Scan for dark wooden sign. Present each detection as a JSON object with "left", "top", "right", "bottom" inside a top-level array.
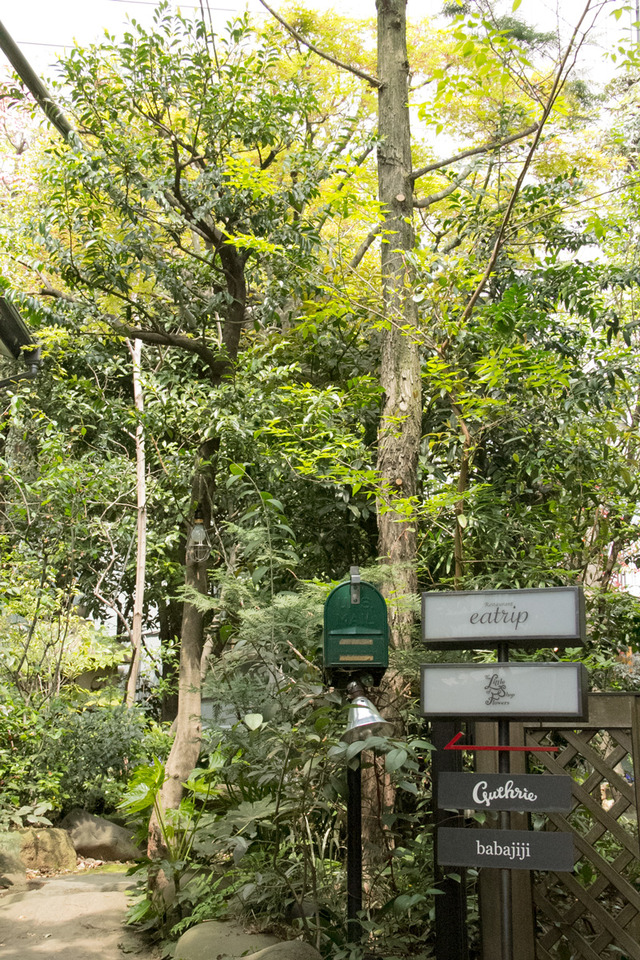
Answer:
[
  {"left": 438, "top": 772, "right": 573, "bottom": 812},
  {"left": 438, "top": 827, "right": 574, "bottom": 872}
]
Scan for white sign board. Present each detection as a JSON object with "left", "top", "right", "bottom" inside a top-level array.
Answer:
[
  {"left": 421, "top": 662, "right": 588, "bottom": 719},
  {"left": 422, "top": 587, "right": 585, "bottom": 649}
]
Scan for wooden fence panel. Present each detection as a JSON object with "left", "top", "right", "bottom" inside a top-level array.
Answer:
[{"left": 522, "top": 693, "right": 640, "bottom": 960}]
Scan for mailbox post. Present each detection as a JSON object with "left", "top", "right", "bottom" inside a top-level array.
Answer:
[{"left": 323, "top": 568, "right": 391, "bottom": 942}]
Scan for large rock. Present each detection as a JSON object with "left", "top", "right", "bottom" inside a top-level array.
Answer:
[
  {"left": 0, "top": 830, "right": 26, "bottom": 883},
  {"left": 59, "top": 809, "right": 140, "bottom": 862},
  {"left": 174, "top": 920, "right": 280, "bottom": 960},
  {"left": 19, "top": 827, "right": 77, "bottom": 872},
  {"left": 0, "top": 827, "right": 76, "bottom": 878}
]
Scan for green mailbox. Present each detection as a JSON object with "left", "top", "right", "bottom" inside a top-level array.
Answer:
[{"left": 323, "top": 567, "right": 389, "bottom": 687}]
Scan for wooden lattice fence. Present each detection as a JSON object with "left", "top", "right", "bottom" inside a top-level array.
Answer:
[
  {"left": 525, "top": 693, "right": 640, "bottom": 960},
  {"left": 476, "top": 694, "right": 640, "bottom": 960}
]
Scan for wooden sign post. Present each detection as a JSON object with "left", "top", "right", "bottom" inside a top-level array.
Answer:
[{"left": 422, "top": 587, "right": 586, "bottom": 960}]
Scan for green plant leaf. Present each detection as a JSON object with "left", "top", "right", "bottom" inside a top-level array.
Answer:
[{"left": 385, "top": 748, "right": 408, "bottom": 773}]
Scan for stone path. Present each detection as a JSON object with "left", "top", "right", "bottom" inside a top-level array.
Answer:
[{"left": 0, "top": 871, "right": 160, "bottom": 959}]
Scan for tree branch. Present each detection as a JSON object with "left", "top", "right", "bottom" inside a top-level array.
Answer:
[
  {"left": 411, "top": 122, "right": 540, "bottom": 184},
  {"left": 460, "top": 1, "right": 594, "bottom": 323},
  {"left": 161, "top": 190, "right": 226, "bottom": 248},
  {"left": 258, "top": 0, "right": 383, "bottom": 89},
  {"left": 38, "top": 285, "right": 231, "bottom": 382},
  {"left": 110, "top": 319, "right": 226, "bottom": 378},
  {"left": 413, "top": 163, "right": 477, "bottom": 209},
  {"left": 0, "top": 19, "right": 75, "bottom": 142},
  {"left": 350, "top": 223, "right": 382, "bottom": 270},
  {"left": 94, "top": 587, "right": 133, "bottom": 646}
]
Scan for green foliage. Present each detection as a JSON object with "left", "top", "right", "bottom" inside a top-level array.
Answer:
[
  {"left": 0, "top": 683, "right": 164, "bottom": 817},
  {"left": 8, "top": 5, "right": 364, "bottom": 346},
  {"left": 0, "top": 800, "right": 53, "bottom": 831},
  {"left": 116, "top": 573, "right": 441, "bottom": 955},
  {"left": 43, "top": 705, "right": 154, "bottom": 812},
  {"left": 0, "top": 598, "right": 126, "bottom": 703},
  {"left": 0, "top": 686, "right": 65, "bottom": 814},
  {"left": 4, "top": 5, "right": 640, "bottom": 958}
]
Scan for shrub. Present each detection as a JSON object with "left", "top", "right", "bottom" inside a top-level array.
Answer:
[{"left": 0, "top": 688, "right": 168, "bottom": 819}]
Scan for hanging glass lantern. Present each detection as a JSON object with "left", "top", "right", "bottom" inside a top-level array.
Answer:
[{"left": 186, "top": 518, "right": 211, "bottom": 563}]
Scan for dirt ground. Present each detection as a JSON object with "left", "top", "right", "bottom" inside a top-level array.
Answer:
[{"left": 0, "top": 868, "right": 160, "bottom": 960}]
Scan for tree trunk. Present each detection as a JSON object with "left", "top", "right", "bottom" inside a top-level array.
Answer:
[
  {"left": 454, "top": 419, "right": 473, "bottom": 587},
  {"left": 376, "top": 0, "right": 421, "bottom": 651},
  {"left": 147, "top": 440, "right": 217, "bottom": 861},
  {"left": 158, "top": 597, "right": 180, "bottom": 723},
  {"left": 152, "top": 560, "right": 206, "bottom": 816},
  {"left": 145, "top": 227, "right": 244, "bottom": 870},
  {"left": 358, "top": 0, "right": 422, "bottom": 877},
  {"left": 125, "top": 338, "right": 146, "bottom": 707}
]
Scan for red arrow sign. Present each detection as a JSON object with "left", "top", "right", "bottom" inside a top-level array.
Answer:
[{"left": 444, "top": 731, "right": 559, "bottom": 753}]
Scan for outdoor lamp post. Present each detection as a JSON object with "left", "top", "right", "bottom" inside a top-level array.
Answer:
[
  {"left": 341, "top": 680, "right": 393, "bottom": 941},
  {"left": 322, "top": 568, "right": 392, "bottom": 942},
  {"left": 0, "top": 296, "right": 40, "bottom": 389}
]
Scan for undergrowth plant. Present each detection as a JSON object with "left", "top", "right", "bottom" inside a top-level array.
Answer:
[
  {"left": 119, "top": 571, "right": 442, "bottom": 958},
  {"left": 0, "top": 683, "right": 167, "bottom": 818}
]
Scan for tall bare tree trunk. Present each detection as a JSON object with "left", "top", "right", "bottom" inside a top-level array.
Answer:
[
  {"left": 155, "top": 559, "right": 206, "bottom": 809},
  {"left": 376, "top": 0, "right": 421, "bottom": 652},
  {"left": 147, "top": 442, "right": 216, "bottom": 862},
  {"left": 361, "top": 0, "right": 422, "bottom": 867},
  {"left": 146, "top": 551, "right": 206, "bottom": 885},
  {"left": 125, "top": 338, "right": 146, "bottom": 707}
]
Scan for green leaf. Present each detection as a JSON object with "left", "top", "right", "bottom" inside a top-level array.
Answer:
[
  {"left": 251, "top": 565, "right": 269, "bottom": 584},
  {"left": 345, "top": 739, "right": 369, "bottom": 761},
  {"left": 408, "top": 739, "right": 435, "bottom": 751},
  {"left": 385, "top": 748, "right": 408, "bottom": 772},
  {"left": 397, "top": 780, "right": 418, "bottom": 794},
  {"left": 394, "top": 893, "right": 426, "bottom": 912},
  {"left": 118, "top": 781, "right": 156, "bottom": 813},
  {"left": 243, "top": 713, "right": 264, "bottom": 731},
  {"left": 126, "top": 899, "right": 153, "bottom": 924}
]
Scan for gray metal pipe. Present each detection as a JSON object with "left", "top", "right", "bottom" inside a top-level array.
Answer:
[{"left": 0, "top": 19, "right": 75, "bottom": 141}]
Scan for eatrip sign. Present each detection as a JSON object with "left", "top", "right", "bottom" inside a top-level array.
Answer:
[{"left": 422, "top": 586, "right": 585, "bottom": 650}]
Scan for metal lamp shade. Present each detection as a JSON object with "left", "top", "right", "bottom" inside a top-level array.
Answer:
[{"left": 341, "top": 696, "right": 394, "bottom": 743}]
